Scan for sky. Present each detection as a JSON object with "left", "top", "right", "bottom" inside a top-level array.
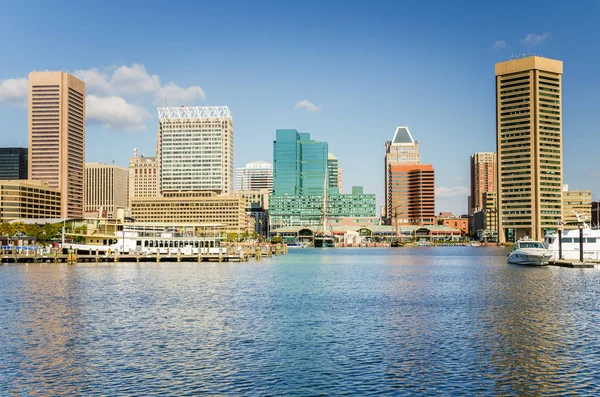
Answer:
[{"left": 1, "top": 0, "right": 599, "bottom": 214}]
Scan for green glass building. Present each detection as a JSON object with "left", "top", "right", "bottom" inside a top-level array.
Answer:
[{"left": 271, "top": 130, "right": 375, "bottom": 229}]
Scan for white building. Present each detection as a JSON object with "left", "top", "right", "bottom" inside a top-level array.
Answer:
[
  {"left": 157, "top": 106, "right": 233, "bottom": 194},
  {"left": 235, "top": 161, "right": 273, "bottom": 192}
]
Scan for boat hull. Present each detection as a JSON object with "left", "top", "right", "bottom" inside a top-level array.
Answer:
[
  {"left": 507, "top": 248, "right": 552, "bottom": 266},
  {"left": 314, "top": 237, "right": 335, "bottom": 248}
]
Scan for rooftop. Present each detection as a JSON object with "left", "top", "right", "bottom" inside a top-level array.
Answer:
[
  {"left": 157, "top": 106, "right": 232, "bottom": 121},
  {"left": 391, "top": 126, "right": 415, "bottom": 145}
]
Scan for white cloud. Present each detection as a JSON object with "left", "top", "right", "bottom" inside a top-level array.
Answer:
[
  {"left": 295, "top": 100, "right": 321, "bottom": 112},
  {"left": 522, "top": 32, "right": 550, "bottom": 46},
  {"left": 0, "top": 78, "right": 28, "bottom": 106},
  {"left": 73, "top": 68, "right": 111, "bottom": 94},
  {"left": 86, "top": 95, "right": 150, "bottom": 132},
  {"left": 110, "top": 64, "right": 161, "bottom": 96},
  {"left": 1, "top": 63, "right": 207, "bottom": 131},
  {"left": 435, "top": 186, "right": 470, "bottom": 198},
  {"left": 493, "top": 40, "right": 507, "bottom": 49},
  {"left": 156, "top": 82, "right": 206, "bottom": 106}
]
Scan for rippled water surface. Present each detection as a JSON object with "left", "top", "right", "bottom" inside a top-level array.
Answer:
[{"left": 1, "top": 247, "right": 600, "bottom": 395}]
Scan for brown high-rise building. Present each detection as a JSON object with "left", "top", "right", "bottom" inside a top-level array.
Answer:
[
  {"left": 28, "top": 71, "right": 85, "bottom": 218},
  {"left": 495, "top": 56, "right": 563, "bottom": 242},
  {"left": 384, "top": 126, "right": 420, "bottom": 219},
  {"left": 388, "top": 164, "right": 435, "bottom": 226},
  {"left": 469, "top": 152, "right": 496, "bottom": 215}
]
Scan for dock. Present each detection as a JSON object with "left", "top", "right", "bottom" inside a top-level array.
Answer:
[
  {"left": 548, "top": 260, "right": 597, "bottom": 269},
  {"left": 1, "top": 244, "right": 288, "bottom": 265}
]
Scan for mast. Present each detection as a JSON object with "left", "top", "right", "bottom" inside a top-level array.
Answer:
[{"left": 323, "top": 169, "right": 328, "bottom": 231}]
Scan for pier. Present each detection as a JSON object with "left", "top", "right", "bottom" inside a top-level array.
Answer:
[
  {"left": 1, "top": 244, "right": 288, "bottom": 265},
  {"left": 548, "top": 260, "right": 597, "bottom": 268}
]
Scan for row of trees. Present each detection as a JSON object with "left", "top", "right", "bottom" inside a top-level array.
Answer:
[{"left": 0, "top": 222, "right": 87, "bottom": 244}]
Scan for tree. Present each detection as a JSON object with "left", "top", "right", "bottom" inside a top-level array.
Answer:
[
  {"left": 270, "top": 236, "right": 282, "bottom": 244},
  {"left": 0, "top": 222, "right": 14, "bottom": 237}
]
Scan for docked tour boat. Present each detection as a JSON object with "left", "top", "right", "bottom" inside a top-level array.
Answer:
[
  {"left": 507, "top": 238, "right": 552, "bottom": 266},
  {"left": 62, "top": 222, "right": 226, "bottom": 255}
]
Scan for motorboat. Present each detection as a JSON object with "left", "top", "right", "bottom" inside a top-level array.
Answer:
[{"left": 507, "top": 238, "right": 552, "bottom": 266}]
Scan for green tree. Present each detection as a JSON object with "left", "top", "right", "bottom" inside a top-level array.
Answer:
[
  {"left": 0, "top": 222, "right": 14, "bottom": 237},
  {"left": 270, "top": 236, "right": 282, "bottom": 244}
]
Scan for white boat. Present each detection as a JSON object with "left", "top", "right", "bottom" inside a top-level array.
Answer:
[
  {"left": 62, "top": 222, "right": 226, "bottom": 256},
  {"left": 544, "top": 212, "right": 600, "bottom": 261},
  {"left": 507, "top": 238, "right": 552, "bottom": 266}
]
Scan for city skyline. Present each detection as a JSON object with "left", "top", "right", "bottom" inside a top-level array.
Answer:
[{"left": 1, "top": 1, "right": 600, "bottom": 214}]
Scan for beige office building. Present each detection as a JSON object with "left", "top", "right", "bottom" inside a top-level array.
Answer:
[
  {"left": 470, "top": 152, "right": 496, "bottom": 215},
  {"left": 157, "top": 106, "right": 233, "bottom": 195},
  {"left": 130, "top": 191, "right": 245, "bottom": 232},
  {"left": 0, "top": 180, "right": 61, "bottom": 222},
  {"left": 28, "top": 71, "right": 85, "bottom": 218},
  {"left": 84, "top": 163, "right": 128, "bottom": 219},
  {"left": 128, "top": 150, "right": 159, "bottom": 208},
  {"left": 496, "top": 56, "right": 563, "bottom": 242},
  {"left": 562, "top": 186, "right": 591, "bottom": 229}
]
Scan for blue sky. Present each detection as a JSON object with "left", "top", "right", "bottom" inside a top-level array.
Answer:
[{"left": 1, "top": 0, "right": 599, "bottom": 214}]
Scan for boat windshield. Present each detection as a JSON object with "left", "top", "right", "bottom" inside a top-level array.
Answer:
[{"left": 518, "top": 241, "right": 544, "bottom": 249}]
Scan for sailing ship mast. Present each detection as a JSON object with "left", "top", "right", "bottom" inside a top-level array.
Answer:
[{"left": 322, "top": 169, "right": 328, "bottom": 233}]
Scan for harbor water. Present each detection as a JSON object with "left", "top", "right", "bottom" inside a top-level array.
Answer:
[{"left": 1, "top": 247, "right": 599, "bottom": 395}]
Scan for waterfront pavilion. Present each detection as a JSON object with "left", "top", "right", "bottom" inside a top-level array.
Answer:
[{"left": 272, "top": 224, "right": 461, "bottom": 244}]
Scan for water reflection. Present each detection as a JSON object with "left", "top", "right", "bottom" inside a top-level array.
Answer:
[{"left": 1, "top": 249, "right": 599, "bottom": 395}]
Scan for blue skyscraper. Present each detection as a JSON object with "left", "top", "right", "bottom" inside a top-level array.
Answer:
[{"left": 273, "top": 129, "right": 334, "bottom": 195}]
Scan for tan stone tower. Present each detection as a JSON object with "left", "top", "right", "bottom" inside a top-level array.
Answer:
[
  {"left": 495, "top": 56, "right": 563, "bottom": 242},
  {"left": 28, "top": 71, "right": 85, "bottom": 218}
]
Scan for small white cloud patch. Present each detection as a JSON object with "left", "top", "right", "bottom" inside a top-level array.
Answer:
[{"left": 295, "top": 100, "right": 321, "bottom": 112}]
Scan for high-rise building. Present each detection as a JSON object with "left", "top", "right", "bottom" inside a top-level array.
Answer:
[
  {"left": 388, "top": 164, "right": 435, "bottom": 226},
  {"left": 84, "top": 163, "right": 128, "bottom": 219},
  {"left": 562, "top": 186, "right": 591, "bottom": 229},
  {"left": 235, "top": 161, "right": 273, "bottom": 192},
  {"left": 470, "top": 152, "right": 496, "bottom": 215},
  {"left": 28, "top": 71, "right": 85, "bottom": 218},
  {"left": 495, "top": 56, "right": 563, "bottom": 242},
  {"left": 128, "top": 150, "right": 158, "bottom": 207},
  {"left": 385, "top": 126, "right": 420, "bottom": 220},
  {"left": 270, "top": 130, "right": 375, "bottom": 229},
  {"left": 0, "top": 179, "right": 61, "bottom": 221},
  {"left": 0, "top": 147, "right": 28, "bottom": 180},
  {"left": 273, "top": 129, "right": 333, "bottom": 195},
  {"left": 157, "top": 106, "right": 233, "bottom": 194},
  {"left": 327, "top": 153, "right": 340, "bottom": 194},
  {"left": 337, "top": 167, "right": 343, "bottom": 194}
]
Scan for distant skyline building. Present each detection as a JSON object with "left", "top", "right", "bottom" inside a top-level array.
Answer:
[
  {"left": 157, "top": 106, "right": 233, "bottom": 194},
  {"left": 235, "top": 161, "right": 273, "bottom": 192},
  {"left": 384, "top": 126, "right": 420, "bottom": 218},
  {"left": 128, "top": 150, "right": 158, "bottom": 208},
  {"left": 28, "top": 71, "right": 85, "bottom": 218},
  {"left": 84, "top": 162, "right": 128, "bottom": 219},
  {"left": 470, "top": 152, "right": 496, "bottom": 215},
  {"left": 495, "top": 56, "right": 563, "bottom": 242},
  {"left": 337, "top": 167, "right": 343, "bottom": 194},
  {"left": 130, "top": 191, "right": 245, "bottom": 232},
  {"left": 270, "top": 130, "right": 375, "bottom": 230},
  {"left": 272, "top": 129, "right": 336, "bottom": 196},
  {"left": 0, "top": 147, "right": 28, "bottom": 180},
  {"left": 327, "top": 153, "right": 339, "bottom": 194},
  {"left": 562, "top": 185, "right": 591, "bottom": 229},
  {"left": 388, "top": 164, "right": 435, "bottom": 226},
  {"left": 0, "top": 179, "right": 61, "bottom": 222}
]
